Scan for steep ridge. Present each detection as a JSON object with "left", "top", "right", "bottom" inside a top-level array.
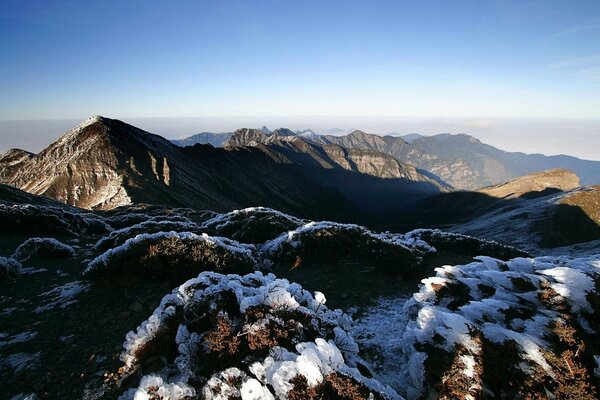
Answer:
[{"left": 0, "top": 116, "right": 222, "bottom": 210}]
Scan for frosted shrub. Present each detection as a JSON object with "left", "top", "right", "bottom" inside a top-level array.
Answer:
[
  {"left": 114, "top": 271, "right": 399, "bottom": 399},
  {"left": 84, "top": 232, "right": 257, "bottom": 283}
]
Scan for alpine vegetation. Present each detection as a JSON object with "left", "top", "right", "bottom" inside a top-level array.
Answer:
[{"left": 113, "top": 271, "right": 399, "bottom": 400}]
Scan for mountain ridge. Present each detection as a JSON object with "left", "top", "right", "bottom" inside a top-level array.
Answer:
[{"left": 174, "top": 127, "right": 600, "bottom": 189}]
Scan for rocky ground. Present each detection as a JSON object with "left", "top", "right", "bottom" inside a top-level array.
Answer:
[{"left": 1, "top": 201, "right": 598, "bottom": 399}]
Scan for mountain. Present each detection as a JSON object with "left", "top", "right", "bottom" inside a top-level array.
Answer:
[
  {"left": 478, "top": 168, "right": 580, "bottom": 199},
  {"left": 171, "top": 131, "right": 233, "bottom": 147},
  {"left": 224, "top": 128, "right": 447, "bottom": 186},
  {"left": 305, "top": 130, "right": 600, "bottom": 190},
  {"left": 172, "top": 128, "right": 600, "bottom": 190},
  {"left": 405, "top": 133, "right": 600, "bottom": 189},
  {"left": 0, "top": 117, "right": 445, "bottom": 226},
  {"left": 451, "top": 184, "right": 600, "bottom": 253}
]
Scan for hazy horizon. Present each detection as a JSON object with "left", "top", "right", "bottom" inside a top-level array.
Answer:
[{"left": 1, "top": 115, "right": 599, "bottom": 161}]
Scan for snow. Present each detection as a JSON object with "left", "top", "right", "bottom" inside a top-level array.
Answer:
[
  {"left": 10, "top": 394, "right": 37, "bottom": 400},
  {"left": 539, "top": 266, "right": 594, "bottom": 312},
  {"left": 35, "top": 281, "right": 91, "bottom": 313},
  {"left": 201, "top": 206, "right": 305, "bottom": 231},
  {"left": 353, "top": 254, "right": 600, "bottom": 398},
  {"left": 260, "top": 220, "right": 425, "bottom": 256},
  {"left": 118, "top": 271, "right": 401, "bottom": 399},
  {"left": 118, "top": 374, "right": 196, "bottom": 400},
  {"left": 0, "top": 256, "right": 21, "bottom": 278},
  {"left": 85, "top": 231, "right": 256, "bottom": 277},
  {"left": 12, "top": 237, "right": 75, "bottom": 262}
]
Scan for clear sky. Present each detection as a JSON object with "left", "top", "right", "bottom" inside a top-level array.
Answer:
[{"left": 1, "top": 0, "right": 600, "bottom": 120}]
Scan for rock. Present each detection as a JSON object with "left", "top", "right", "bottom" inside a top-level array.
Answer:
[{"left": 128, "top": 302, "right": 143, "bottom": 313}]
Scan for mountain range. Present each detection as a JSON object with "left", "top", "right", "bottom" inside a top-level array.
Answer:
[
  {"left": 173, "top": 127, "right": 600, "bottom": 189},
  {"left": 0, "top": 116, "right": 443, "bottom": 225},
  {"left": 1, "top": 116, "right": 599, "bottom": 252}
]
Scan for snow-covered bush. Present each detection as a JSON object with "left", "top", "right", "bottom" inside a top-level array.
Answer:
[
  {"left": 0, "top": 256, "right": 21, "bottom": 281},
  {"left": 404, "top": 229, "right": 530, "bottom": 260},
  {"left": 114, "top": 271, "right": 399, "bottom": 399},
  {"left": 260, "top": 221, "right": 424, "bottom": 273},
  {"left": 389, "top": 255, "right": 600, "bottom": 399},
  {"left": 92, "top": 218, "right": 203, "bottom": 252},
  {"left": 0, "top": 203, "right": 111, "bottom": 236},
  {"left": 12, "top": 238, "right": 75, "bottom": 262},
  {"left": 201, "top": 207, "right": 306, "bottom": 244},
  {"left": 84, "top": 232, "right": 257, "bottom": 283},
  {"left": 103, "top": 205, "right": 215, "bottom": 230}
]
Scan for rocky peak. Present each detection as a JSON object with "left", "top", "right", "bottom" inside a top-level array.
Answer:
[
  {"left": 272, "top": 128, "right": 296, "bottom": 137},
  {"left": 226, "top": 128, "right": 270, "bottom": 147}
]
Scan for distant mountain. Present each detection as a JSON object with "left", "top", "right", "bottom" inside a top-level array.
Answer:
[
  {"left": 400, "top": 133, "right": 423, "bottom": 143},
  {"left": 171, "top": 131, "right": 233, "bottom": 147},
  {"left": 224, "top": 128, "right": 448, "bottom": 186},
  {"left": 315, "top": 130, "right": 600, "bottom": 189},
  {"left": 0, "top": 117, "right": 445, "bottom": 225}
]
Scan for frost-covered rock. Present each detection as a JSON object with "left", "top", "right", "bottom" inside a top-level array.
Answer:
[
  {"left": 114, "top": 271, "right": 399, "bottom": 399},
  {"left": 0, "top": 256, "right": 21, "bottom": 281},
  {"left": 84, "top": 231, "right": 257, "bottom": 283},
  {"left": 201, "top": 207, "right": 306, "bottom": 244},
  {"left": 261, "top": 221, "right": 425, "bottom": 273},
  {"left": 12, "top": 237, "right": 75, "bottom": 262},
  {"left": 377, "top": 255, "right": 600, "bottom": 399}
]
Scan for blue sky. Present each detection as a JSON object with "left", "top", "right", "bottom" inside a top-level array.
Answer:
[{"left": 1, "top": 0, "right": 600, "bottom": 120}]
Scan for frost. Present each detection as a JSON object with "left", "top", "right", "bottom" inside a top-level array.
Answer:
[
  {"left": 0, "top": 256, "right": 21, "bottom": 280},
  {"left": 84, "top": 231, "right": 257, "bottom": 281},
  {"left": 12, "top": 237, "right": 75, "bottom": 262},
  {"left": 35, "top": 281, "right": 91, "bottom": 313},
  {"left": 362, "top": 254, "right": 600, "bottom": 398},
  {"left": 117, "top": 271, "right": 399, "bottom": 399},
  {"left": 118, "top": 375, "right": 195, "bottom": 400}
]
